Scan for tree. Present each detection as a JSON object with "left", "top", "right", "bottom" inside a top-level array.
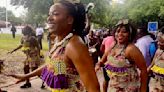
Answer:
[
  {"left": 0, "top": 7, "right": 23, "bottom": 25},
  {"left": 10, "top": 0, "right": 164, "bottom": 28},
  {"left": 11, "top": 0, "right": 53, "bottom": 26}
]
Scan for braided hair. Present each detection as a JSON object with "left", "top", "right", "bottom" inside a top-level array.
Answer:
[{"left": 55, "top": 0, "right": 86, "bottom": 38}]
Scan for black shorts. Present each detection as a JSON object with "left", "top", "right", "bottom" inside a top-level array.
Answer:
[{"left": 103, "top": 67, "right": 110, "bottom": 81}]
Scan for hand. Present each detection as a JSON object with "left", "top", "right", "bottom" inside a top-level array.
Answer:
[
  {"left": 7, "top": 51, "right": 13, "bottom": 54},
  {"left": 95, "top": 63, "right": 101, "bottom": 72},
  {"left": 7, "top": 74, "right": 27, "bottom": 84},
  {"left": 147, "top": 67, "right": 151, "bottom": 74}
]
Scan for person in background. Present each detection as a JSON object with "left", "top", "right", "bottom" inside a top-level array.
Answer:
[
  {"left": 8, "top": 26, "right": 41, "bottom": 88},
  {"left": 100, "top": 28, "right": 116, "bottom": 92},
  {"left": 36, "top": 25, "right": 44, "bottom": 49},
  {"left": 10, "top": 24, "right": 17, "bottom": 38},
  {"left": 135, "top": 26, "right": 154, "bottom": 67},
  {"left": 88, "top": 30, "right": 100, "bottom": 65},
  {"left": 9, "top": 0, "right": 100, "bottom": 92},
  {"left": 135, "top": 26, "right": 155, "bottom": 92},
  {"left": 0, "top": 28, "right": 2, "bottom": 33},
  {"left": 96, "top": 19, "right": 147, "bottom": 92},
  {"left": 147, "top": 27, "right": 164, "bottom": 92}
]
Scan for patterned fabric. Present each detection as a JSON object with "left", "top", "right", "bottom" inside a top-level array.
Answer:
[
  {"left": 21, "top": 36, "right": 40, "bottom": 68},
  {"left": 104, "top": 45, "right": 140, "bottom": 92},
  {"left": 24, "top": 47, "right": 40, "bottom": 68},
  {"left": 41, "top": 35, "right": 85, "bottom": 92},
  {"left": 150, "top": 49, "right": 164, "bottom": 92}
]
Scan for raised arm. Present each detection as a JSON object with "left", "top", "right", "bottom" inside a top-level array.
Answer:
[{"left": 66, "top": 36, "right": 100, "bottom": 92}]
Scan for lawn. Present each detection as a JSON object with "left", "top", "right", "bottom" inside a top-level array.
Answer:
[{"left": 0, "top": 34, "right": 49, "bottom": 51}]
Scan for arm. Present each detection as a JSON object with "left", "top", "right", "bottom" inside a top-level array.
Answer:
[
  {"left": 95, "top": 41, "right": 115, "bottom": 71},
  {"left": 66, "top": 36, "right": 100, "bottom": 92},
  {"left": 100, "top": 44, "right": 105, "bottom": 57},
  {"left": 9, "top": 45, "right": 23, "bottom": 54},
  {"left": 147, "top": 49, "right": 158, "bottom": 73},
  {"left": 126, "top": 44, "right": 147, "bottom": 92},
  {"left": 9, "top": 64, "right": 46, "bottom": 83}
]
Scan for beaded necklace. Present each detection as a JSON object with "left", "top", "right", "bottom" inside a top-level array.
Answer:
[
  {"left": 155, "top": 49, "right": 163, "bottom": 61},
  {"left": 49, "top": 33, "right": 73, "bottom": 56}
]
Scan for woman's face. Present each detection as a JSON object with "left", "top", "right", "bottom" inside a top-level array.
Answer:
[
  {"left": 47, "top": 3, "right": 71, "bottom": 34},
  {"left": 115, "top": 26, "right": 129, "bottom": 44}
]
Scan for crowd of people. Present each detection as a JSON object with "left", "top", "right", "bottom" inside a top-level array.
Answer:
[{"left": 0, "top": 0, "right": 163, "bottom": 92}]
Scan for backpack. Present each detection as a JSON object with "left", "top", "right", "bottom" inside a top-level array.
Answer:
[{"left": 149, "top": 41, "right": 157, "bottom": 59}]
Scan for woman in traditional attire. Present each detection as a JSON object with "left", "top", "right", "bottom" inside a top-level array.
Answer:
[
  {"left": 148, "top": 27, "right": 164, "bottom": 92},
  {"left": 9, "top": 26, "right": 41, "bottom": 88},
  {"left": 95, "top": 19, "right": 147, "bottom": 92},
  {"left": 9, "top": 0, "right": 100, "bottom": 92}
]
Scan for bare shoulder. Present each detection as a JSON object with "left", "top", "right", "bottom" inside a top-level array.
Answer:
[
  {"left": 126, "top": 43, "right": 138, "bottom": 52},
  {"left": 66, "top": 35, "right": 86, "bottom": 49},
  {"left": 125, "top": 43, "right": 141, "bottom": 59},
  {"left": 65, "top": 35, "right": 88, "bottom": 56}
]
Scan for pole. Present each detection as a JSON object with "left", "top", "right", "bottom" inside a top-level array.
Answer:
[{"left": 5, "top": 0, "right": 8, "bottom": 28}]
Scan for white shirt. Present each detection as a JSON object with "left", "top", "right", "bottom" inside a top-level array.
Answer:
[
  {"left": 135, "top": 35, "right": 154, "bottom": 67},
  {"left": 36, "top": 27, "right": 44, "bottom": 36}
]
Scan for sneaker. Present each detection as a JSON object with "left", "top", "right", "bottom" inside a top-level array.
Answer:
[
  {"left": 20, "top": 83, "right": 31, "bottom": 88},
  {"left": 41, "top": 85, "right": 45, "bottom": 89}
]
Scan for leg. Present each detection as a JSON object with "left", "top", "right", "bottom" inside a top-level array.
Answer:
[
  {"left": 12, "top": 32, "right": 14, "bottom": 38},
  {"left": 37, "top": 35, "right": 42, "bottom": 49},
  {"left": 13, "top": 32, "right": 15, "bottom": 38},
  {"left": 20, "top": 65, "right": 31, "bottom": 88},
  {"left": 24, "top": 65, "right": 30, "bottom": 83},
  {"left": 102, "top": 68, "right": 110, "bottom": 92}
]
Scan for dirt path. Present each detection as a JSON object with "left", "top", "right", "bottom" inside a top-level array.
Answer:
[{"left": 0, "top": 49, "right": 105, "bottom": 92}]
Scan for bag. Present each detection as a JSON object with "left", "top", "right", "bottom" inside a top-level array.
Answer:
[{"left": 149, "top": 41, "right": 157, "bottom": 59}]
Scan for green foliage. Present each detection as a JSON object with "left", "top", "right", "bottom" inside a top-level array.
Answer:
[
  {"left": 11, "top": 0, "right": 53, "bottom": 25},
  {"left": 10, "top": 0, "right": 164, "bottom": 28},
  {"left": 0, "top": 7, "right": 23, "bottom": 24}
]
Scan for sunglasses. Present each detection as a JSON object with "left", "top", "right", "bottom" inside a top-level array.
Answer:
[
  {"left": 54, "top": 0, "right": 80, "bottom": 4},
  {"left": 115, "top": 19, "right": 129, "bottom": 26}
]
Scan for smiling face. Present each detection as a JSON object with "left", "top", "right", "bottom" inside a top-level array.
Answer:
[
  {"left": 47, "top": 3, "right": 73, "bottom": 35},
  {"left": 115, "top": 26, "right": 130, "bottom": 44}
]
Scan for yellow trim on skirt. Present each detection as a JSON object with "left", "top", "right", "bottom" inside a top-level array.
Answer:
[
  {"left": 151, "top": 65, "right": 164, "bottom": 74},
  {"left": 106, "top": 70, "right": 128, "bottom": 76}
]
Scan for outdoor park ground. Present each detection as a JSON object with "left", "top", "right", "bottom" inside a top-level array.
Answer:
[
  {"left": 0, "top": 33, "right": 104, "bottom": 92},
  {"left": 0, "top": 33, "right": 156, "bottom": 92}
]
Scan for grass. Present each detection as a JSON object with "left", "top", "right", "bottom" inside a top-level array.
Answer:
[{"left": 0, "top": 34, "right": 49, "bottom": 51}]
